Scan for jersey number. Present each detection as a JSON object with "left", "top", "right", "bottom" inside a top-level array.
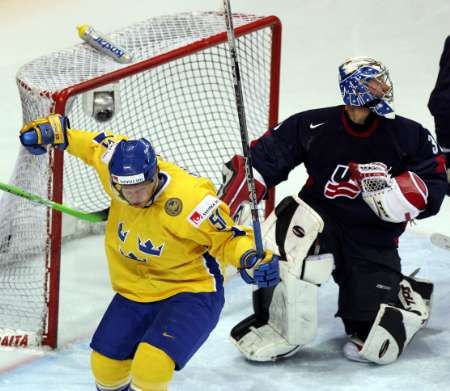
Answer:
[{"left": 209, "top": 209, "right": 227, "bottom": 231}]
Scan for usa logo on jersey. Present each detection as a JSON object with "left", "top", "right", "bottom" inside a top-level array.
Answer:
[{"left": 324, "top": 164, "right": 361, "bottom": 199}]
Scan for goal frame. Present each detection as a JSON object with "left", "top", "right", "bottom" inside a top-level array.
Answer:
[{"left": 27, "top": 15, "right": 281, "bottom": 349}]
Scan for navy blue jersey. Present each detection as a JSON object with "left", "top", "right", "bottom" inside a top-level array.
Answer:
[
  {"left": 428, "top": 35, "right": 450, "bottom": 147},
  {"left": 251, "top": 105, "right": 447, "bottom": 247}
]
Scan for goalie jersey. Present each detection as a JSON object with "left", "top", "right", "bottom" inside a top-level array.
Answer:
[
  {"left": 250, "top": 105, "right": 447, "bottom": 247},
  {"left": 66, "top": 130, "right": 254, "bottom": 302}
]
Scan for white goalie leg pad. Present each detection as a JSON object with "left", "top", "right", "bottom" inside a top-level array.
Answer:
[
  {"left": 264, "top": 196, "right": 334, "bottom": 347},
  {"left": 358, "top": 304, "right": 424, "bottom": 364},
  {"left": 268, "top": 254, "right": 334, "bottom": 347},
  {"left": 262, "top": 195, "right": 324, "bottom": 268},
  {"left": 261, "top": 196, "right": 323, "bottom": 268},
  {"left": 231, "top": 255, "right": 334, "bottom": 362},
  {"left": 231, "top": 196, "right": 334, "bottom": 361},
  {"left": 231, "top": 322, "right": 302, "bottom": 362}
]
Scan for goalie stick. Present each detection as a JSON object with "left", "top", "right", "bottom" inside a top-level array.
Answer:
[
  {"left": 223, "top": 0, "right": 263, "bottom": 257},
  {"left": 430, "top": 233, "right": 450, "bottom": 251},
  {"left": 0, "top": 181, "right": 107, "bottom": 223}
]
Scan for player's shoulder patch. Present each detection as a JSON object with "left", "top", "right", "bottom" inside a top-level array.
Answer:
[
  {"left": 164, "top": 197, "right": 183, "bottom": 216},
  {"left": 101, "top": 141, "right": 119, "bottom": 164},
  {"left": 187, "top": 195, "right": 221, "bottom": 227},
  {"left": 93, "top": 132, "right": 108, "bottom": 144}
]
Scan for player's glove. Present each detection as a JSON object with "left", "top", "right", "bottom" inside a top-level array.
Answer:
[
  {"left": 19, "top": 114, "right": 70, "bottom": 155},
  {"left": 239, "top": 249, "right": 280, "bottom": 288},
  {"left": 348, "top": 161, "right": 428, "bottom": 223},
  {"left": 217, "top": 155, "right": 267, "bottom": 222}
]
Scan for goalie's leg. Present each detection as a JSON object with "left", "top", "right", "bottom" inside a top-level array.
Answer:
[
  {"left": 341, "top": 267, "right": 433, "bottom": 365},
  {"left": 332, "top": 240, "right": 403, "bottom": 363},
  {"left": 230, "top": 196, "right": 334, "bottom": 362}
]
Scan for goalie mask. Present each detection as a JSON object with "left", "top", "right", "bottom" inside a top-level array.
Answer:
[
  {"left": 339, "top": 57, "right": 395, "bottom": 119},
  {"left": 109, "top": 138, "right": 159, "bottom": 206}
]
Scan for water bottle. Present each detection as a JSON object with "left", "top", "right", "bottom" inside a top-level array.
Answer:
[{"left": 77, "top": 24, "right": 132, "bottom": 64}]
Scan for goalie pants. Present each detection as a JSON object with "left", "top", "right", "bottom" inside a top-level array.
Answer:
[
  {"left": 312, "top": 206, "right": 402, "bottom": 337},
  {"left": 90, "top": 290, "right": 224, "bottom": 370}
]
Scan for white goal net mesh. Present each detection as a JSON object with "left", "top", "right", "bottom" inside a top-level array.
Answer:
[{"left": 0, "top": 12, "right": 280, "bottom": 347}]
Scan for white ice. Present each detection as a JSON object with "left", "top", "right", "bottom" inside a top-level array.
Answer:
[{"left": 0, "top": 0, "right": 449, "bottom": 390}]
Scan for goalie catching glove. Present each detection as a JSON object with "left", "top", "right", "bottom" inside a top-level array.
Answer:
[
  {"left": 239, "top": 250, "right": 280, "bottom": 289},
  {"left": 348, "top": 162, "right": 428, "bottom": 223},
  {"left": 217, "top": 155, "right": 267, "bottom": 221},
  {"left": 19, "top": 114, "right": 70, "bottom": 155}
]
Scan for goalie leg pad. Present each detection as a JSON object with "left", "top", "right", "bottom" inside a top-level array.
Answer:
[
  {"left": 230, "top": 196, "right": 334, "bottom": 362},
  {"left": 401, "top": 275, "right": 434, "bottom": 322},
  {"left": 230, "top": 315, "right": 301, "bottom": 362},
  {"left": 263, "top": 195, "right": 324, "bottom": 272},
  {"left": 268, "top": 255, "right": 334, "bottom": 346},
  {"left": 357, "top": 304, "right": 424, "bottom": 364},
  {"left": 230, "top": 254, "right": 334, "bottom": 362}
]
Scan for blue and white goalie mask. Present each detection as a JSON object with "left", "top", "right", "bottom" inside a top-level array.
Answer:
[{"left": 338, "top": 57, "right": 395, "bottom": 119}]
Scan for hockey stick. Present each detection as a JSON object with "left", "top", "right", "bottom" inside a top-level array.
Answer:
[
  {"left": 430, "top": 232, "right": 450, "bottom": 251},
  {"left": 223, "top": 0, "right": 264, "bottom": 257},
  {"left": 0, "top": 181, "right": 106, "bottom": 223}
]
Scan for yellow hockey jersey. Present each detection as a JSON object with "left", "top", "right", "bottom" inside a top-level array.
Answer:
[{"left": 66, "top": 129, "right": 255, "bottom": 302}]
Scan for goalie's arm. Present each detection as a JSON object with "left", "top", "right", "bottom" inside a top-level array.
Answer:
[
  {"left": 405, "top": 126, "right": 447, "bottom": 218},
  {"left": 218, "top": 113, "right": 308, "bottom": 218},
  {"left": 349, "top": 126, "right": 447, "bottom": 223},
  {"left": 250, "top": 114, "right": 307, "bottom": 188}
]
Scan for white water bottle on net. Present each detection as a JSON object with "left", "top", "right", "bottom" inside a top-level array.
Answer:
[
  {"left": 77, "top": 24, "right": 133, "bottom": 64},
  {"left": 0, "top": 11, "right": 282, "bottom": 348}
]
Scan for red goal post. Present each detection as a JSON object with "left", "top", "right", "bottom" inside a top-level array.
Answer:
[{"left": 1, "top": 12, "right": 281, "bottom": 348}]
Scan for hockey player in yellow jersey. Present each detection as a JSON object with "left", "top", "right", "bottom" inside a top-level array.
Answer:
[{"left": 19, "top": 114, "right": 280, "bottom": 391}]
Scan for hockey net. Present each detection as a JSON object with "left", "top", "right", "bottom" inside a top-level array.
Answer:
[{"left": 0, "top": 12, "right": 281, "bottom": 348}]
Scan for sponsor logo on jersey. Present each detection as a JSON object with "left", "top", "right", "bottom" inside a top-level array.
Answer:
[
  {"left": 376, "top": 283, "right": 392, "bottom": 291},
  {"left": 272, "top": 121, "right": 283, "bottom": 131},
  {"left": 164, "top": 198, "right": 183, "bottom": 216},
  {"left": 310, "top": 122, "right": 325, "bottom": 129},
  {"left": 324, "top": 164, "right": 361, "bottom": 199},
  {"left": 188, "top": 195, "right": 221, "bottom": 227}
]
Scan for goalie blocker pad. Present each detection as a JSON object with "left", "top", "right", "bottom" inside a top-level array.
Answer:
[
  {"left": 357, "top": 277, "right": 433, "bottom": 365},
  {"left": 230, "top": 196, "right": 334, "bottom": 361}
]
